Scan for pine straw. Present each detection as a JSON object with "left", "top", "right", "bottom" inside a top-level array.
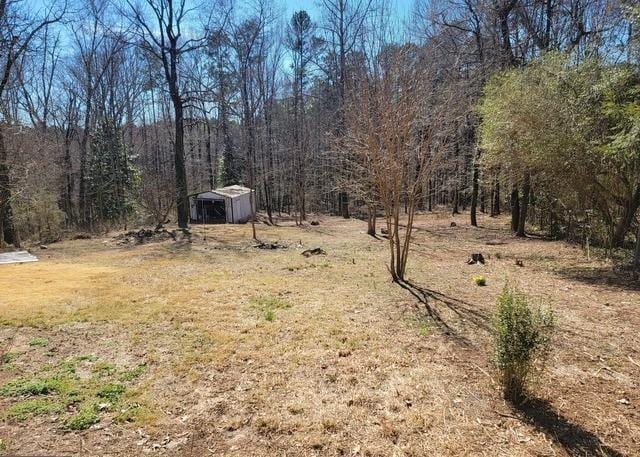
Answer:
[{"left": 0, "top": 213, "right": 638, "bottom": 456}]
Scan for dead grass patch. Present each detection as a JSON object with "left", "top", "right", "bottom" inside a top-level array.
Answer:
[{"left": 0, "top": 215, "right": 637, "bottom": 456}]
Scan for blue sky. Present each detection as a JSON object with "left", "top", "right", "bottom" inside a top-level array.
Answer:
[
  {"left": 283, "top": 0, "right": 415, "bottom": 23},
  {"left": 30, "top": 0, "right": 416, "bottom": 30}
]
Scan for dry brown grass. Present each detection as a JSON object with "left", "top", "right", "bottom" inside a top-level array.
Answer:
[{"left": 0, "top": 213, "right": 638, "bottom": 456}]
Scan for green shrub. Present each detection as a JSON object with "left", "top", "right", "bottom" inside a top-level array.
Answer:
[
  {"left": 63, "top": 404, "right": 100, "bottom": 430},
  {"left": 493, "top": 285, "right": 554, "bottom": 400},
  {"left": 473, "top": 275, "right": 487, "bottom": 286}
]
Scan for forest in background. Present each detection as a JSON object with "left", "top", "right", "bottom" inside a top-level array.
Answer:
[{"left": 0, "top": 0, "right": 639, "bottom": 256}]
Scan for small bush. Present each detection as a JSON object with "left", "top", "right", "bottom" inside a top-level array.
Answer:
[
  {"left": 63, "top": 404, "right": 100, "bottom": 430},
  {"left": 473, "top": 275, "right": 487, "bottom": 286},
  {"left": 250, "top": 295, "right": 291, "bottom": 322},
  {"left": 493, "top": 285, "right": 554, "bottom": 400}
]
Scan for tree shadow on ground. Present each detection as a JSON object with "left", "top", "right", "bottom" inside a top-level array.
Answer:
[
  {"left": 396, "top": 279, "right": 490, "bottom": 345},
  {"left": 554, "top": 265, "right": 640, "bottom": 292},
  {"left": 512, "top": 397, "right": 624, "bottom": 457}
]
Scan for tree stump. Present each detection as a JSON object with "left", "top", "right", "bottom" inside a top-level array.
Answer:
[{"left": 467, "top": 253, "right": 485, "bottom": 265}]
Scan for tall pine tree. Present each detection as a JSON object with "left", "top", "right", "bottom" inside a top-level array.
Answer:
[{"left": 87, "top": 119, "right": 138, "bottom": 225}]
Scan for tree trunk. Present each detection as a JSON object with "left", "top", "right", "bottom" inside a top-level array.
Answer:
[
  {"left": 339, "top": 192, "right": 349, "bottom": 218},
  {"left": 205, "top": 117, "right": 214, "bottom": 190},
  {"left": 491, "top": 178, "right": 501, "bottom": 216},
  {"left": 367, "top": 205, "right": 376, "bottom": 236},
  {"left": 612, "top": 185, "right": 640, "bottom": 247},
  {"left": 516, "top": 172, "right": 530, "bottom": 237},
  {"left": 452, "top": 187, "right": 459, "bottom": 215},
  {"left": 0, "top": 128, "right": 19, "bottom": 247},
  {"left": 173, "top": 101, "right": 189, "bottom": 229},
  {"left": 62, "top": 136, "right": 75, "bottom": 224},
  {"left": 634, "top": 226, "right": 640, "bottom": 271},
  {"left": 470, "top": 149, "right": 480, "bottom": 227},
  {"left": 511, "top": 186, "right": 519, "bottom": 232}
]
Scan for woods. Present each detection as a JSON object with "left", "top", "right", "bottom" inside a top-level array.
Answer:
[{"left": 0, "top": 0, "right": 638, "bottom": 265}]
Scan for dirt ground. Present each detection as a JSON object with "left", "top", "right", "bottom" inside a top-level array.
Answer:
[{"left": 0, "top": 213, "right": 638, "bottom": 456}]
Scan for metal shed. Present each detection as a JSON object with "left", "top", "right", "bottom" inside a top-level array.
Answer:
[{"left": 189, "top": 185, "right": 255, "bottom": 224}]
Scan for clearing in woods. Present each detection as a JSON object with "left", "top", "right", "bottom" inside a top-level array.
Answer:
[{"left": 0, "top": 213, "right": 638, "bottom": 456}]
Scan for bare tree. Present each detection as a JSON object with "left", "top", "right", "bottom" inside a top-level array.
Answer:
[
  {"left": 0, "top": 0, "right": 65, "bottom": 246},
  {"left": 345, "top": 46, "right": 454, "bottom": 281},
  {"left": 124, "top": 0, "right": 227, "bottom": 229}
]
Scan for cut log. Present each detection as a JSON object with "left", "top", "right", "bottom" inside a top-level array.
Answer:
[{"left": 302, "top": 247, "right": 327, "bottom": 257}]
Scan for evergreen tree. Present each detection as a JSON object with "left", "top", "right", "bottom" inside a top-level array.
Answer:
[{"left": 87, "top": 119, "right": 138, "bottom": 225}]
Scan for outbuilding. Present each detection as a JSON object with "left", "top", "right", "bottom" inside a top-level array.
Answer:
[{"left": 189, "top": 185, "right": 255, "bottom": 224}]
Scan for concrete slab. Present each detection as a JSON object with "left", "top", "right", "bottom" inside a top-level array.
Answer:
[{"left": 0, "top": 251, "right": 38, "bottom": 265}]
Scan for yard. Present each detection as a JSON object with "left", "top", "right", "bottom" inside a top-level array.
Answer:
[{"left": 0, "top": 213, "right": 638, "bottom": 456}]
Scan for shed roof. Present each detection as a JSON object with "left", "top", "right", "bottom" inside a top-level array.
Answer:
[
  {"left": 190, "top": 185, "right": 253, "bottom": 199},
  {"left": 213, "top": 185, "right": 252, "bottom": 198}
]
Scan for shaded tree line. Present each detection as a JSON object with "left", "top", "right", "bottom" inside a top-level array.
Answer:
[{"left": 0, "top": 0, "right": 638, "bottom": 258}]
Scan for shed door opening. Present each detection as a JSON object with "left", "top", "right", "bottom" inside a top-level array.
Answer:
[{"left": 196, "top": 199, "right": 226, "bottom": 223}]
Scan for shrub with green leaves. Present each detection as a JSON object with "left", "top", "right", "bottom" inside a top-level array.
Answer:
[
  {"left": 493, "top": 285, "right": 554, "bottom": 400},
  {"left": 473, "top": 275, "right": 487, "bottom": 286},
  {"left": 63, "top": 404, "right": 100, "bottom": 430}
]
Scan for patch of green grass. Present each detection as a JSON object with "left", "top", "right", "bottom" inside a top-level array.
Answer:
[
  {"left": 28, "top": 338, "right": 49, "bottom": 347},
  {"left": 118, "top": 365, "right": 145, "bottom": 382},
  {"left": 250, "top": 295, "right": 292, "bottom": 322},
  {"left": 63, "top": 404, "right": 100, "bottom": 430},
  {"left": 75, "top": 354, "right": 98, "bottom": 362},
  {"left": 0, "top": 356, "right": 150, "bottom": 429},
  {"left": 0, "top": 376, "right": 68, "bottom": 397},
  {"left": 92, "top": 362, "right": 116, "bottom": 377},
  {"left": 250, "top": 296, "right": 291, "bottom": 310},
  {"left": 113, "top": 403, "right": 155, "bottom": 425},
  {"left": 58, "top": 360, "right": 78, "bottom": 376},
  {"left": 97, "top": 383, "right": 125, "bottom": 401},
  {"left": 1, "top": 352, "right": 20, "bottom": 364},
  {"left": 473, "top": 275, "right": 487, "bottom": 286},
  {"left": 417, "top": 321, "right": 431, "bottom": 337},
  {"left": 3, "top": 398, "right": 64, "bottom": 422}
]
